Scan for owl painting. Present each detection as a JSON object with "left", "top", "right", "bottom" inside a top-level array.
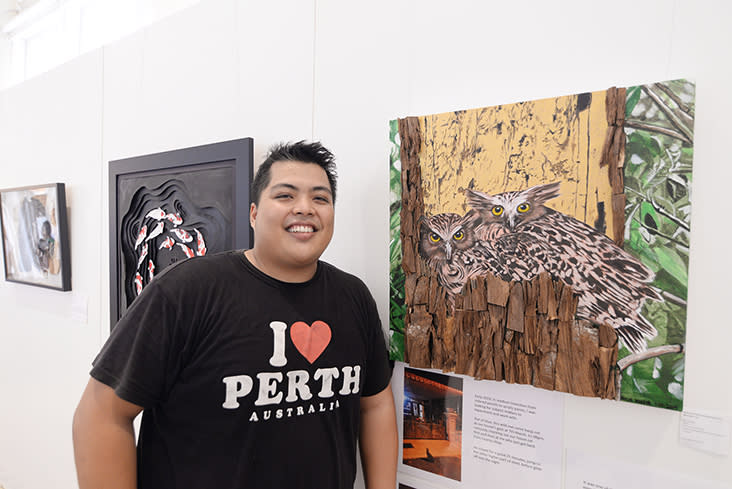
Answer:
[
  {"left": 418, "top": 212, "right": 502, "bottom": 299},
  {"left": 464, "top": 181, "right": 662, "bottom": 353}
]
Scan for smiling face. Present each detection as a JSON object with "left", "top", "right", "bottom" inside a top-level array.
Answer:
[{"left": 247, "top": 160, "right": 335, "bottom": 282}]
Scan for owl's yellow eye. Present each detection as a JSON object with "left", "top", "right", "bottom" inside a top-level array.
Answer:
[
  {"left": 517, "top": 203, "right": 531, "bottom": 213},
  {"left": 453, "top": 230, "right": 464, "bottom": 241},
  {"left": 429, "top": 233, "right": 441, "bottom": 243},
  {"left": 491, "top": 206, "right": 504, "bottom": 216}
]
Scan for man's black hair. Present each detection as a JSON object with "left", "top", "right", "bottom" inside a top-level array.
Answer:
[{"left": 251, "top": 141, "right": 338, "bottom": 205}]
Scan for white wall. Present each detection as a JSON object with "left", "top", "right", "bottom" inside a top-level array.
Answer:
[{"left": 0, "top": 1, "right": 730, "bottom": 488}]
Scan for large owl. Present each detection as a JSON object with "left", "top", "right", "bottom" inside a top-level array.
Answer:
[
  {"left": 465, "top": 182, "right": 662, "bottom": 353},
  {"left": 418, "top": 212, "right": 502, "bottom": 299}
]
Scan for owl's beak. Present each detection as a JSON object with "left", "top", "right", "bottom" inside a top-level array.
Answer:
[
  {"left": 507, "top": 214, "right": 517, "bottom": 231},
  {"left": 445, "top": 243, "right": 453, "bottom": 262}
]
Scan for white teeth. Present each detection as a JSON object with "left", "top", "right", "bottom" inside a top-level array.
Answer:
[{"left": 288, "top": 225, "right": 314, "bottom": 233}]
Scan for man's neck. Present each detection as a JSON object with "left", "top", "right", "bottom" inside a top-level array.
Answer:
[{"left": 244, "top": 249, "right": 318, "bottom": 283}]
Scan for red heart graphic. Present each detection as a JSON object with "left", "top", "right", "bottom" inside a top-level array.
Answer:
[{"left": 290, "top": 321, "right": 332, "bottom": 364}]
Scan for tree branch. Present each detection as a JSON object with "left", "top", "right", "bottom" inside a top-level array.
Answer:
[
  {"left": 618, "top": 344, "right": 684, "bottom": 371},
  {"left": 660, "top": 289, "right": 687, "bottom": 307},
  {"left": 650, "top": 195, "right": 692, "bottom": 232},
  {"left": 642, "top": 85, "right": 694, "bottom": 143},
  {"left": 626, "top": 187, "right": 691, "bottom": 232},
  {"left": 654, "top": 82, "right": 694, "bottom": 122},
  {"left": 631, "top": 215, "right": 690, "bottom": 249},
  {"left": 624, "top": 120, "right": 691, "bottom": 144}
]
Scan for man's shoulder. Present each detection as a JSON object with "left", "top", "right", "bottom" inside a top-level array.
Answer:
[
  {"left": 318, "top": 261, "right": 371, "bottom": 294},
  {"left": 154, "top": 250, "right": 244, "bottom": 282}
]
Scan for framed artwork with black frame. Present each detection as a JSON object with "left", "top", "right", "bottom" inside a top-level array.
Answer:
[
  {"left": 0, "top": 182, "right": 71, "bottom": 291},
  {"left": 109, "top": 138, "right": 253, "bottom": 328}
]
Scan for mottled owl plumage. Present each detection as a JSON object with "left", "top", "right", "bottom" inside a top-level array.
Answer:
[
  {"left": 418, "top": 212, "right": 502, "bottom": 299},
  {"left": 465, "top": 181, "right": 662, "bottom": 353}
]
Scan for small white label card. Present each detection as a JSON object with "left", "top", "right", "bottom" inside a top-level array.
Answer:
[{"left": 679, "top": 411, "right": 730, "bottom": 456}]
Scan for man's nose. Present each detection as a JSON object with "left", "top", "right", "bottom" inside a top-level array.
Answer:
[{"left": 292, "top": 196, "right": 314, "bottom": 215}]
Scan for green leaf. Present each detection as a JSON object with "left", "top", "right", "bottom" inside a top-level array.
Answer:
[
  {"left": 620, "top": 354, "right": 683, "bottom": 410},
  {"left": 652, "top": 268, "right": 687, "bottom": 300},
  {"left": 389, "top": 331, "right": 405, "bottom": 361},
  {"left": 652, "top": 246, "right": 688, "bottom": 290},
  {"left": 663, "top": 307, "right": 688, "bottom": 344},
  {"left": 626, "top": 86, "right": 642, "bottom": 116},
  {"left": 627, "top": 131, "right": 663, "bottom": 163},
  {"left": 640, "top": 202, "right": 659, "bottom": 232}
]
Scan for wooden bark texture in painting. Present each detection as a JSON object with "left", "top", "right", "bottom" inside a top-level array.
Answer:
[
  {"left": 399, "top": 88, "right": 628, "bottom": 399},
  {"left": 418, "top": 90, "right": 622, "bottom": 242}
]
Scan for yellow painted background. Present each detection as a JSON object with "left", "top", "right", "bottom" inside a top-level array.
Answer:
[{"left": 418, "top": 90, "right": 614, "bottom": 236}]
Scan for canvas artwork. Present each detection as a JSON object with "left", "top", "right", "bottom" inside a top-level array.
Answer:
[
  {"left": 109, "top": 138, "right": 253, "bottom": 326},
  {"left": 390, "top": 80, "right": 694, "bottom": 410},
  {"left": 0, "top": 183, "right": 71, "bottom": 291}
]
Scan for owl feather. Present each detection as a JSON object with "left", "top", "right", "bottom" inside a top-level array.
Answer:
[
  {"left": 418, "top": 212, "right": 503, "bottom": 300},
  {"left": 465, "top": 182, "right": 662, "bottom": 353}
]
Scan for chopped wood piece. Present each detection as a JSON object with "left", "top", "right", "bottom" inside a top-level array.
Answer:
[
  {"left": 471, "top": 278, "right": 488, "bottom": 310},
  {"left": 503, "top": 340, "right": 514, "bottom": 383},
  {"left": 428, "top": 275, "right": 439, "bottom": 312},
  {"left": 441, "top": 315, "right": 457, "bottom": 371},
  {"left": 402, "top": 236, "right": 416, "bottom": 274},
  {"left": 413, "top": 276, "right": 429, "bottom": 305},
  {"left": 598, "top": 324, "right": 618, "bottom": 348},
  {"left": 405, "top": 309, "right": 432, "bottom": 368},
  {"left": 493, "top": 349, "right": 505, "bottom": 382},
  {"left": 402, "top": 210, "right": 413, "bottom": 234},
  {"left": 398, "top": 116, "right": 422, "bottom": 156},
  {"left": 599, "top": 125, "right": 615, "bottom": 167},
  {"left": 616, "top": 87, "right": 627, "bottom": 125},
  {"left": 485, "top": 274, "right": 510, "bottom": 306},
  {"left": 598, "top": 346, "right": 616, "bottom": 399},
  {"left": 454, "top": 292, "right": 464, "bottom": 310},
  {"left": 521, "top": 313, "right": 537, "bottom": 355},
  {"left": 460, "top": 281, "right": 472, "bottom": 310},
  {"left": 546, "top": 280, "right": 559, "bottom": 320},
  {"left": 404, "top": 273, "right": 417, "bottom": 305},
  {"left": 455, "top": 312, "right": 480, "bottom": 377},
  {"left": 524, "top": 278, "right": 538, "bottom": 317},
  {"left": 612, "top": 193, "right": 626, "bottom": 247},
  {"left": 507, "top": 282, "right": 526, "bottom": 332},
  {"left": 606, "top": 86, "right": 617, "bottom": 124},
  {"left": 537, "top": 272, "right": 551, "bottom": 314},
  {"left": 609, "top": 130, "right": 624, "bottom": 189},
  {"left": 515, "top": 351, "right": 533, "bottom": 385},
  {"left": 535, "top": 350, "right": 556, "bottom": 391},
  {"left": 570, "top": 321, "right": 600, "bottom": 397},
  {"left": 558, "top": 284, "right": 578, "bottom": 322}
]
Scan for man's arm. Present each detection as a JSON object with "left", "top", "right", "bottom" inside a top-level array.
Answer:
[
  {"left": 360, "top": 382, "right": 398, "bottom": 489},
  {"left": 72, "top": 377, "right": 143, "bottom": 489}
]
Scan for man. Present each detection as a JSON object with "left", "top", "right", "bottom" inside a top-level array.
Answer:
[{"left": 73, "top": 141, "right": 398, "bottom": 489}]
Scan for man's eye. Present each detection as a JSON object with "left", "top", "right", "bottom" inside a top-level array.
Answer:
[
  {"left": 314, "top": 196, "right": 330, "bottom": 203},
  {"left": 275, "top": 194, "right": 293, "bottom": 199}
]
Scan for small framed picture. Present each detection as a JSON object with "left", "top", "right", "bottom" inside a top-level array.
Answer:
[{"left": 0, "top": 183, "right": 71, "bottom": 291}]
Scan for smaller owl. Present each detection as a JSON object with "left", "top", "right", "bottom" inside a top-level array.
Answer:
[{"left": 418, "top": 211, "right": 499, "bottom": 299}]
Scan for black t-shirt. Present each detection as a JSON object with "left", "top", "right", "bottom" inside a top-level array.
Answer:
[{"left": 91, "top": 251, "right": 392, "bottom": 489}]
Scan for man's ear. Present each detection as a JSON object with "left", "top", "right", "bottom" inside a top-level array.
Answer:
[{"left": 249, "top": 202, "right": 257, "bottom": 229}]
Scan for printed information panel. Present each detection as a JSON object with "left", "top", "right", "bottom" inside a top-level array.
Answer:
[{"left": 393, "top": 362, "right": 563, "bottom": 489}]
